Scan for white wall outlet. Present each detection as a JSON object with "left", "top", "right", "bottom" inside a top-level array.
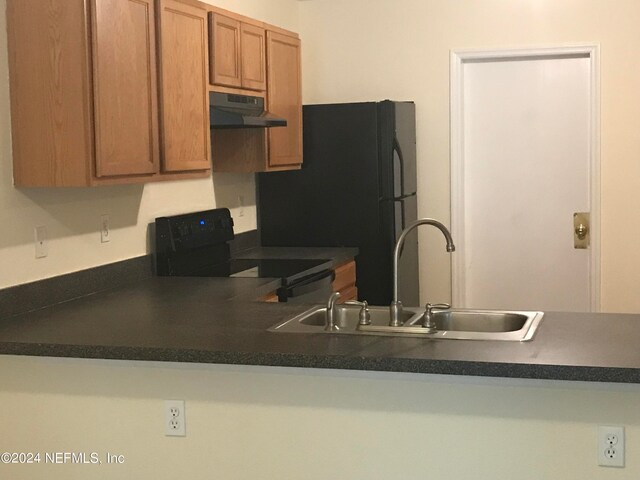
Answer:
[
  {"left": 34, "top": 226, "right": 47, "bottom": 258},
  {"left": 164, "top": 400, "right": 185, "bottom": 437},
  {"left": 598, "top": 425, "right": 624, "bottom": 467},
  {"left": 100, "top": 214, "right": 110, "bottom": 243}
]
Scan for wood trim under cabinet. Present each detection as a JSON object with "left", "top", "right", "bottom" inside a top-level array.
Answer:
[
  {"left": 209, "top": 85, "right": 254, "bottom": 96},
  {"left": 90, "top": 169, "right": 210, "bottom": 186}
]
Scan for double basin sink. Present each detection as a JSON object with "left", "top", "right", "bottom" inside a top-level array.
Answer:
[{"left": 270, "top": 305, "right": 544, "bottom": 341}]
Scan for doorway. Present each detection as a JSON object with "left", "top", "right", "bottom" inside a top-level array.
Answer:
[{"left": 450, "top": 46, "right": 600, "bottom": 312}]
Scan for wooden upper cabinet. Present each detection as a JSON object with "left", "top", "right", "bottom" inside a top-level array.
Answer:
[
  {"left": 209, "top": 13, "right": 241, "bottom": 88},
  {"left": 7, "top": 0, "right": 211, "bottom": 186},
  {"left": 8, "top": 0, "right": 301, "bottom": 182},
  {"left": 91, "top": 0, "right": 160, "bottom": 177},
  {"left": 7, "top": 0, "right": 93, "bottom": 186},
  {"left": 240, "top": 23, "right": 266, "bottom": 91},
  {"left": 209, "top": 13, "right": 266, "bottom": 91},
  {"left": 158, "top": 0, "right": 211, "bottom": 172},
  {"left": 266, "top": 31, "right": 303, "bottom": 168},
  {"left": 211, "top": 28, "right": 302, "bottom": 173}
]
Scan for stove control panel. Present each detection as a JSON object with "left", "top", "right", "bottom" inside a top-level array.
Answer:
[{"left": 155, "top": 209, "right": 235, "bottom": 275}]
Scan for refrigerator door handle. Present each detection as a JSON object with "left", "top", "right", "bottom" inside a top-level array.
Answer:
[
  {"left": 391, "top": 193, "right": 416, "bottom": 201},
  {"left": 395, "top": 198, "right": 406, "bottom": 231},
  {"left": 394, "top": 197, "right": 407, "bottom": 257},
  {"left": 393, "top": 137, "right": 405, "bottom": 198},
  {"left": 382, "top": 192, "right": 416, "bottom": 237}
]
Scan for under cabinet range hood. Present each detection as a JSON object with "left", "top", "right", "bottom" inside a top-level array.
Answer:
[{"left": 209, "top": 92, "right": 287, "bottom": 129}]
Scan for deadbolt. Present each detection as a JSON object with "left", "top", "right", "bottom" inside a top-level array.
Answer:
[
  {"left": 573, "top": 212, "right": 590, "bottom": 249},
  {"left": 575, "top": 223, "right": 588, "bottom": 240}
]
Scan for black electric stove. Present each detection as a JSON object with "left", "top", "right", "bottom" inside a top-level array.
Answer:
[
  {"left": 188, "top": 258, "right": 330, "bottom": 284},
  {"left": 154, "top": 209, "right": 334, "bottom": 302}
]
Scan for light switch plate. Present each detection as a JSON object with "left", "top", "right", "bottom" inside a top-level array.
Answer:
[
  {"left": 100, "top": 215, "right": 110, "bottom": 243},
  {"left": 34, "top": 226, "right": 47, "bottom": 258}
]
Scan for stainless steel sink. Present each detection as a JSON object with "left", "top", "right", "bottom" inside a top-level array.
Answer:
[
  {"left": 270, "top": 305, "right": 422, "bottom": 333},
  {"left": 397, "top": 308, "right": 544, "bottom": 341},
  {"left": 269, "top": 305, "right": 544, "bottom": 341},
  {"left": 421, "top": 310, "right": 528, "bottom": 332}
]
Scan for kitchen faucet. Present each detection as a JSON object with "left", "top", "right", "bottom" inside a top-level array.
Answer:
[
  {"left": 325, "top": 293, "right": 371, "bottom": 331},
  {"left": 390, "top": 219, "right": 455, "bottom": 326},
  {"left": 325, "top": 292, "right": 342, "bottom": 331}
]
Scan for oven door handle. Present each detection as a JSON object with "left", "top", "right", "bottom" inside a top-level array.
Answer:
[{"left": 277, "top": 269, "right": 335, "bottom": 301}]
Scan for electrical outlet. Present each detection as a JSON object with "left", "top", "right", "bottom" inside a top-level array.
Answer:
[
  {"left": 164, "top": 400, "right": 185, "bottom": 437},
  {"left": 100, "top": 215, "right": 110, "bottom": 243},
  {"left": 598, "top": 425, "right": 624, "bottom": 467},
  {"left": 34, "top": 226, "right": 47, "bottom": 258}
]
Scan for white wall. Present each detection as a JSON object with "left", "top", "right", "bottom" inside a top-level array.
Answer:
[
  {"left": 0, "top": 0, "right": 300, "bottom": 289},
  {"left": 1, "top": 355, "right": 639, "bottom": 480},
  {"left": 299, "top": 0, "right": 640, "bottom": 313},
  {"left": 4, "top": 4, "right": 640, "bottom": 480}
]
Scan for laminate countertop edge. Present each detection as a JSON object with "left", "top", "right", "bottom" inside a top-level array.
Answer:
[{"left": 1, "top": 342, "right": 639, "bottom": 384}]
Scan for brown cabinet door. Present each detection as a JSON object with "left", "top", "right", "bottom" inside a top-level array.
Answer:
[
  {"left": 7, "top": 0, "right": 94, "bottom": 186},
  {"left": 240, "top": 23, "right": 266, "bottom": 91},
  {"left": 266, "top": 31, "right": 303, "bottom": 168},
  {"left": 158, "top": 0, "right": 211, "bottom": 172},
  {"left": 91, "top": 0, "right": 160, "bottom": 177},
  {"left": 209, "top": 13, "right": 241, "bottom": 88}
]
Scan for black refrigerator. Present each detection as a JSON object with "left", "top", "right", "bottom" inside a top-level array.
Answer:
[{"left": 257, "top": 101, "right": 418, "bottom": 307}]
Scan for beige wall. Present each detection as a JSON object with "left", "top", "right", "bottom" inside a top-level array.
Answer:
[
  {"left": 1, "top": 355, "right": 640, "bottom": 479},
  {"left": 0, "top": 0, "right": 299, "bottom": 289},
  {"left": 299, "top": 0, "right": 640, "bottom": 313},
  {"left": 3, "top": 4, "right": 640, "bottom": 480}
]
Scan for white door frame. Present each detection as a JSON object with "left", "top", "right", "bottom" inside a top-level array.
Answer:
[{"left": 450, "top": 45, "right": 601, "bottom": 312}]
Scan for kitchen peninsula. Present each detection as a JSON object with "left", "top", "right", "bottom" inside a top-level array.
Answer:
[{"left": 1, "top": 268, "right": 639, "bottom": 384}]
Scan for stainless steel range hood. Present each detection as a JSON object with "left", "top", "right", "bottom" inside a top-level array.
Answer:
[{"left": 209, "top": 92, "right": 287, "bottom": 129}]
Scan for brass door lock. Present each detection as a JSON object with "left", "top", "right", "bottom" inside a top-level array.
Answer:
[{"left": 573, "top": 212, "right": 590, "bottom": 249}]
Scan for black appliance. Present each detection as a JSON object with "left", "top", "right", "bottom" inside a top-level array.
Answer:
[
  {"left": 257, "top": 101, "right": 418, "bottom": 306},
  {"left": 155, "top": 208, "right": 333, "bottom": 303},
  {"left": 210, "top": 92, "right": 287, "bottom": 129}
]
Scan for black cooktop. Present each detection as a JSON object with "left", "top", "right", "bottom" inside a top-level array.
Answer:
[
  {"left": 189, "top": 258, "right": 330, "bottom": 285},
  {"left": 154, "top": 209, "right": 332, "bottom": 285}
]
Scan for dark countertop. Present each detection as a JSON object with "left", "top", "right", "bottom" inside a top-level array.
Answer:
[{"left": 1, "top": 271, "right": 640, "bottom": 383}]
